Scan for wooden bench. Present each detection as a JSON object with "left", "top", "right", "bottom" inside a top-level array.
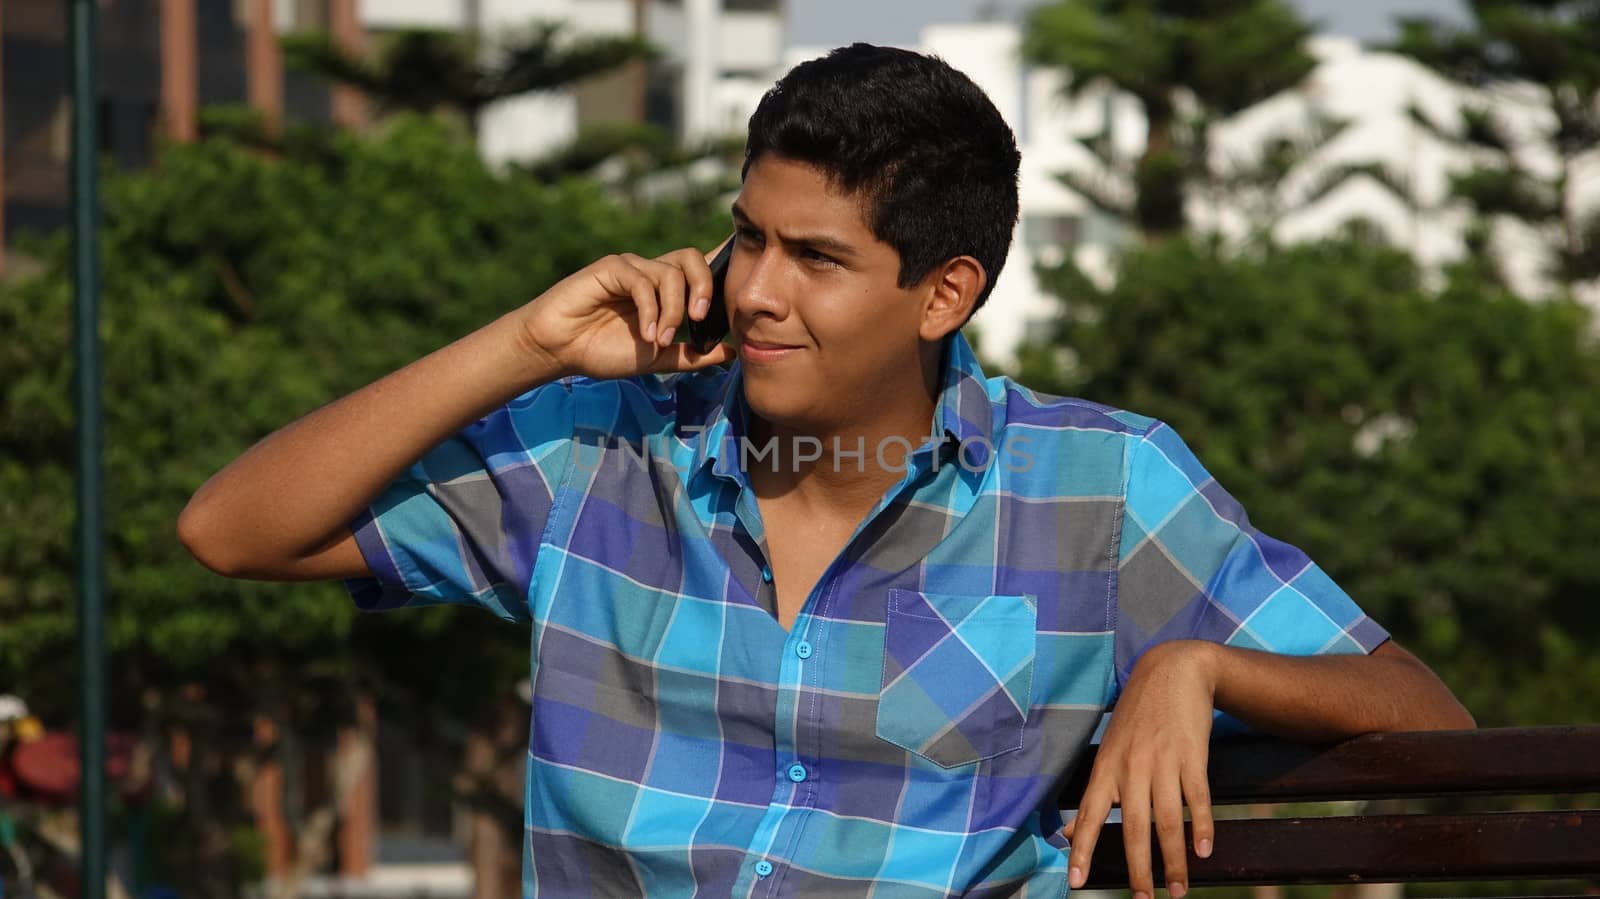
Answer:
[{"left": 1059, "top": 725, "right": 1600, "bottom": 889}]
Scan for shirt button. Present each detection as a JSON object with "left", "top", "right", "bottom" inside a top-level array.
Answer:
[
  {"left": 786, "top": 763, "right": 808, "bottom": 783},
  {"left": 755, "top": 860, "right": 774, "bottom": 877},
  {"left": 795, "top": 641, "right": 812, "bottom": 659},
  {"left": 761, "top": 566, "right": 773, "bottom": 583}
]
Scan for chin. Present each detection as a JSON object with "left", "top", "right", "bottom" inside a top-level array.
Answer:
[{"left": 740, "top": 378, "right": 824, "bottom": 433}]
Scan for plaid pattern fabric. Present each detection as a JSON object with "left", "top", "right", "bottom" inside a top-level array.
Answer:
[{"left": 349, "top": 332, "right": 1388, "bottom": 898}]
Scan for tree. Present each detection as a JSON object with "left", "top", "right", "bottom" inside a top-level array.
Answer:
[
  {"left": 1390, "top": 0, "right": 1600, "bottom": 292},
  {"left": 517, "top": 121, "right": 746, "bottom": 224},
  {"left": 1014, "top": 235, "right": 1600, "bottom": 727},
  {"left": 282, "top": 21, "right": 654, "bottom": 131},
  {"left": 1021, "top": 0, "right": 1319, "bottom": 238},
  {"left": 1193, "top": 112, "right": 1417, "bottom": 246},
  {"left": 0, "top": 115, "right": 731, "bottom": 895}
]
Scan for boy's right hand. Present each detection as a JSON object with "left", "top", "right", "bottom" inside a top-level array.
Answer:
[
  {"left": 177, "top": 241, "right": 737, "bottom": 582},
  {"left": 514, "top": 243, "right": 737, "bottom": 382}
]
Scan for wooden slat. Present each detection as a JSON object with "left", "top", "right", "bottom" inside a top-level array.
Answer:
[
  {"left": 1079, "top": 810, "right": 1600, "bottom": 888},
  {"left": 1060, "top": 726, "right": 1600, "bottom": 807}
]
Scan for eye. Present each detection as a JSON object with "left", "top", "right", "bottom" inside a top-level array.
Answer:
[
  {"left": 802, "top": 248, "right": 841, "bottom": 268},
  {"left": 735, "top": 226, "right": 763, "bottom": 246}
]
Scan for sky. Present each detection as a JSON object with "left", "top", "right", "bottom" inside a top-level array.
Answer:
[{"left": 786, "top": 0, "right": 1470, "bottom": 49}]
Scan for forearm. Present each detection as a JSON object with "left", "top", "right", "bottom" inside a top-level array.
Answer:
[
  {"left": 1190, "top": 639, "right": 1475, "bottom": 742},
  {"left": 1069, "top": 640, "right": 1473, "bottom": 895},
  {"left": 178, "top": 313, "right": 559, "bottom": 577}
]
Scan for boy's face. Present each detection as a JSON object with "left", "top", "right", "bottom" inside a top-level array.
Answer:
[{"left": 728, "top": 155, "right": 937, "bottom": 435}]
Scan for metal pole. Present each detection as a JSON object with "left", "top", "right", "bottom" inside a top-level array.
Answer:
[{"left": 68, "top": 0, "right": 107, "bottom": 892}]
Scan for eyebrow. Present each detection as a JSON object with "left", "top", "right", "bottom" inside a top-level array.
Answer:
[{"left": 730, "top": 203, "right": 861, "bottom": 262}]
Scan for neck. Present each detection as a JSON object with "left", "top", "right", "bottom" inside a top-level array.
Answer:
[{"left": 745, "top": 339, "right": 948, "bottom": 509}]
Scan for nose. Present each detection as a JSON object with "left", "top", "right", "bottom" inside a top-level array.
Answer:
[{"left": 729, "top": 245, "right": 790, "bottom": 324}]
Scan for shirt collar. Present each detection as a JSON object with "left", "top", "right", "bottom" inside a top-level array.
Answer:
[
  {"left": 690, "top": 331, "right": 995, "bottom": 484},
  {"left": 931, "top": 330, "right": 995, "bottom": 459}
]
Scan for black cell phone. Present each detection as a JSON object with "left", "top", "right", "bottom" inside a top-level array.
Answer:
[{"left": 684, "top": 238, "right": 733, "bottom": 354}]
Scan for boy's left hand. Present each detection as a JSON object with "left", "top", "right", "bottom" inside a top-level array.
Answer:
[{"left": 1062, "top": 640, "right": 1219, "bottom": 899}]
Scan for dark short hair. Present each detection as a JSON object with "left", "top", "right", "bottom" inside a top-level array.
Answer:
[{"left": 742, "top": 43, "right": 1021, "bottom": 316}]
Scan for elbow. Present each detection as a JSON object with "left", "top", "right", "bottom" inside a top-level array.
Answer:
[
  {"left": 176, "top": 492, "right": 247, "bottom": 578},
  {"left": 1402, "top": 673, "right": 1477, "bottom": 733},
  {"left": 1436, "top": 702, "right": 1477, "bottom": 732},
  {"left": 1373, "top": 640, "right": 1476, "bottom": 732},
  {"left": 1379, "top": 690, "right": 1474, "bottom": 735}
]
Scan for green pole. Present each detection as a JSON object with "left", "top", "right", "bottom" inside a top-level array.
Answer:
[{"left": 68, "top": 0, "right": 107, "bottom": 892}]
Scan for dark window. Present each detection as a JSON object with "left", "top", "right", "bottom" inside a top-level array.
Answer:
[
  {"left": 644, "top": 61, "right": 682, "bottom": 135},
  {"left": 96, "top": 97, "right": 115, "bottom": 154}
]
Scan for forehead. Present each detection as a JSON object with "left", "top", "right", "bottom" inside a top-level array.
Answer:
[{"left": 734, "top": 156, "right": 874, "bottom": 239}]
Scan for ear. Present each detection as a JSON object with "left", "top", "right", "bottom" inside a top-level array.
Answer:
[{"left": 919, "top": 256, "right": 987, "bottom": 342}]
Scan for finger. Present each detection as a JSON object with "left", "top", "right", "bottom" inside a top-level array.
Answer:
[
  {"left": 1153, "top": 772, "right": 1189, "bottom": 898},
  {"left": 648, "top": 341, "right": 737, "bottom": 374},
  {"left": 623, "top": 263, "right": 664, "bottom": 348},
  {"left": 1066, "top": 783, "right": 1114, "bottom": 889},
  {"left": 619, "top": 254, "right": 682, "bottom": 347},
  {"left": 595, "top": 255, "right": 659, "bottom": 344},
  {"left": 660, "top": 246, "right": 718, "bottom": 322},
  {"left": 643, "top": 255, "right": 688, "bottom": 347},
  {"left": 1120, "top": 776, "right": 1155, "bottom": 899},
  {"left": 1182, "top": 759, "right": 1215, "bottom": 861},
  {"left": 654, "top": 262, "right": 687, "bottom": 347}
]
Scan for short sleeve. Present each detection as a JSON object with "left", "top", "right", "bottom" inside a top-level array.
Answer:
[
  {"left": 1112, "top": 421, "right": 1389, "bottom": 698},
  {"left": 344, "top": 381, "right": 578, "bottom": 622}
]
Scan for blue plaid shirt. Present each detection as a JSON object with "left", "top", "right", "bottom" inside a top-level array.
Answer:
[{"left": 349, "top": 332, "right": 1388, "bottom": 897}]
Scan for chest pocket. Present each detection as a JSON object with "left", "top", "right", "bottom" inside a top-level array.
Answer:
[{"left": 877, "top": 590, "right": 1037, "bottom": 768}]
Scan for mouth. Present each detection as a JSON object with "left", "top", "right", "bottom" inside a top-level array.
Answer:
[{"left": 738, "top": 338, "right": 803, "bottom": 364}]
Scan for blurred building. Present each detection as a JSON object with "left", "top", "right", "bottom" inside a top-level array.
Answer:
[
  {"left": 1196, "top": 34, "right": 1598, "bottom": 312},
  {"left": 791, "top": 24, "right": 1600, "bottom": 365},
  {"left": 0, "top": 0, "right": 343, "bottom": 274},
  {"left": 0, "top": 0, "right": 786, "bottom": 274},
  {"left": 355, "top": 0, "right": 787, "bottom": 164}
]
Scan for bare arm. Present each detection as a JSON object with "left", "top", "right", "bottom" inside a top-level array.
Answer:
[
  {"left": 1064, "top": 638, "right": 1472, "bottom": 899},
  {"left": 177, "top": 317, "right": 554, "bottom": 580},
  {"left": 177, "top": 248, "right": 735, "bottom": 581},
  {"left": 1211, "top": 638, "right": 1473, "bottom": 740}
]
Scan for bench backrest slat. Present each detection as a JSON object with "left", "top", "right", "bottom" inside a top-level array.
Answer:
[
  {"left": 1061, "top": 725, "right": 1600, "bottom": 888},
  {"left": 1060, "top": 726, "right": 1600, "bottom": 806},
  {"left": 1078, "top": 809, "right": 1600, "bottom": 888}
]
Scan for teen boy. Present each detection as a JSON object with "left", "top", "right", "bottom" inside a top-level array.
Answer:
[{"left": 181, "top": 43, "right": 1472, "bottom": 898}]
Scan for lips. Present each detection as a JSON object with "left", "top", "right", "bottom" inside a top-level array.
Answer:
[{"left": 738, "top": 337, "right": 803, "bottom": 364}]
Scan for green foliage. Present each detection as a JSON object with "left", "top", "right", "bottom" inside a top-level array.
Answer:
[
  {"left": 520, "top": 122, "right": 746, "bottom": 189},
  {"left": 1, "top": 113, "right": 731, "bottom": 895},
  {"left": 0, "top": 113, "right": 731, "bottom": 710},
  {"left": 1021, "top": 0, "right": 1316, "bottom": 115},
  {"left": 1015, "top": 236, "right": 1600, "bottom": 725},
  {"left": 525, "top": 121, "right": 679, "bottom": 180}
]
